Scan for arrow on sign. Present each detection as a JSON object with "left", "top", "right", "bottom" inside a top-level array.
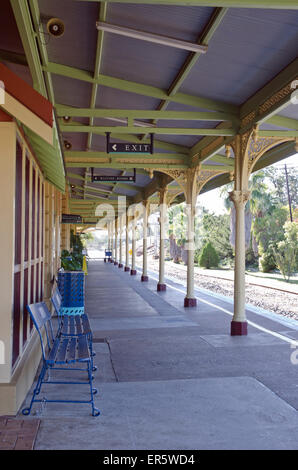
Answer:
[{"left": 112, "top": 144, "right": 117, "bottom": 151}]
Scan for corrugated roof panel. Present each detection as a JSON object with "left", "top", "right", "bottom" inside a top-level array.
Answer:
[{"left": 180, "top": 8, "right": 298, "bottom": 104}]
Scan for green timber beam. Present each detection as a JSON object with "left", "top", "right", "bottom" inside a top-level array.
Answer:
[
  {"left": 66, "top": 162, "right": 189, "bottom": 169},
  {"left": 258, "top": 131, "right": 298, "bottom": 138},
  {"left": 70, "top": 199, "right": 121, "bottom": 205},
  {"left": 60, "top": 120, "right": 190, "bottom": 154},
  {"left": 87, "top": 2, "right": 107, "bottom": 150},
  {"left": 264, "top": 116, "right": 298, "bottom": 130},
  {"left": 64, "top": 151, "right": 188, "bottom": 160},
  {"left": 10, "top": 0, "right": 46, "bottom": 95},
  {"left": 74, "top": 0, "right": 298, "bottom": 8},
  {"left": 60, "top": 124, "right": 236, "bottom": 136},
  {"left": 56, "top": 105, "right": 236, "bottom": 123},
  {"left": 45, "top": 62, "right": 238, "bottom": 114}
]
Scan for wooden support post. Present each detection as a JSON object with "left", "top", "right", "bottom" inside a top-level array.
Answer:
[
  {"left": 157, "top": 187, "right": 167, "bottom": 291},
  {"left": 184, "top": 169, "right": 197, "bottom": 307},
  {"left": 131, "top": 214, "right": 137, "bottom": 275},
  {"left": 114, "top": 218, "right": 118, "bottom": 265},
  {"left": 118, "top": 213, "right": 123, "bottom": 268},
  {"left": 141, "top": 200, "right": 149, "bottom": 282},
  {"left": 229, "top": 190, "right": 250, "bottom": 335},
  {"left": 125, "top": 212, "right": 130, "bottom": 271}
]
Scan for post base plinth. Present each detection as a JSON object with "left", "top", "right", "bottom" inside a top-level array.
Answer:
[
  {"left": 118, "top": 263, "right": 123, "bottom": 268},
  {"left": 157, "top": 283, "right": 166, "bottom": 292},
  {"left": 124, "top": 266, "right": 130, "bottom": 272},
  {"left": 114, "top": 261, "right": 118, "bottom": 266},
  {"left": 141, "top": 275, "right": 149, "bottom": 282},
  {"left": 184, "top": 297, "right": 197, "bottom": 307},
  {"left": 231, "top": 321, "right": 248, "bottom": 336},
  {"left": 130, "top": 269, "right": 137, "bottom": 275}
]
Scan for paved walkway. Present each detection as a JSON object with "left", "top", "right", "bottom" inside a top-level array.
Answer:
[{"left": 20, "top": 260, "right": 298, "bottom": 450}]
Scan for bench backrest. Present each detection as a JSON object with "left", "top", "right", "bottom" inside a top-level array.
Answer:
[
  {"left": 51, "top": 288, "right": 62, "bottom": 316},
  {"left": 26, "top": 302, "right": 55, "bottom": 361}
]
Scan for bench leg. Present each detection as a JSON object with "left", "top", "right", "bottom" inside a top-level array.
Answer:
[
  {"left": 88, "top": 333, "right": 97, "bottom": 372},
  {"left": 22, "top": 363, "right": 47, "bottom": 415},
  {"left": 87, "top": 360, "right": 100, "bottom": 417}
]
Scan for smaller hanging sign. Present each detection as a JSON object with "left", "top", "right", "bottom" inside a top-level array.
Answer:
[{"left": 62, "top": 214, "right": 82, "bottom": 224}]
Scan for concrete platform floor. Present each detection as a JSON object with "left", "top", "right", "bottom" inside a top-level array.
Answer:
[{"left": 20, "top": 260, "right": 298, "bottom": 450}]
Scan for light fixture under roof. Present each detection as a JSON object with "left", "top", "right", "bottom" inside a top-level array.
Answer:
[
  {"left": 64, "top": 140, "right": 72, "bottom": 150},
  {"left": 96, "top": 21, "right": 208, "bottom": 54}
]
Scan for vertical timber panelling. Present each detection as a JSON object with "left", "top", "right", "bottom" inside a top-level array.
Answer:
[{"left": 0, "top": 123, "right": 16, "bottom": 382}]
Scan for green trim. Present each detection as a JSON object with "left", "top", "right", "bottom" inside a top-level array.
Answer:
[
  {"left": 56, "top": 105, "right": 236, "bottom": 122},
  {"left": 24, "top": 126, "right": 65, "bottom": 192},
  {"left": 60, "top": 124, "right": 235, "bottom": 136},
  {"left": 46, "top": 62, "right": 238, "bottom": 113},
  {"left": 265, "top": 116, "right": 298, "bottom": 130},
  {"left": 74, "top": 0, "right": 298, "bottom": 8},
  {"left": 258, "top": 130, "right": 298, "bottom": 138}
]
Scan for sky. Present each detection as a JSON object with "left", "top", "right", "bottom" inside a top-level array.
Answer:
[{"left": 198, "top": 153, "right": 298, "bottom": 215}]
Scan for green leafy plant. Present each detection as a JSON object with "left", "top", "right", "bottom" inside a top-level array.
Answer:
[
  {"left": 273, "top": 221, "right": 298, "bottom": 281},
  {"left": 60, "top": 249, "right": 83, "bottom": 271},
  {"left": 199, "top": 242, "right": 219, "bottom": 269}
]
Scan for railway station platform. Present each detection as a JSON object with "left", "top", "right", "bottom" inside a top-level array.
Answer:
[{"left": 20, "top": 260, "right": 298, "bottom": 450}]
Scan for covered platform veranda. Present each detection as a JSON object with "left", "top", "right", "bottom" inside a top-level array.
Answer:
[
  {"left": 19, "top": 259, "right": 298, "bottom": 450},
  {"left": 0, "top": 0, "right": 297, "bottom": 449}
]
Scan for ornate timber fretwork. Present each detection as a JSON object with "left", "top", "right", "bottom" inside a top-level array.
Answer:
[
  {"left": 258, "top": 81, "right": 296, "bottom": 116},
  {"left": 229, "top": 127, "right": 294, "bottom": 190},
  {"left": 240, "top": 78, "right": 298, "bottom": 131},
  {"left": 240, "top": 111, "right": 256, "bottom": 129},
  {"left": 196, "top": 168, "right": 229, "bottom": 194}
]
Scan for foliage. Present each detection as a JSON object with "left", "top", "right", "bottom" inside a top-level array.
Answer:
[
  {"left": 258, "top": 249, "right": 276, "bottom": 273},
  {"left": 199, "top": 242, "right": 219, "bottom": 269},
  {"left": 263, "top": 166, "right": 298, "bottom": 208},
  {"left": 168, "top": 203, "right": 187, "bottom": 247},
  {"left": 197, "top": 210, "right": 233, "bottom": 264},
  {"left": 60, "top": 249, "right": 83, "bottom": 271},
  {"left": 273, "top": 221, "right": 298, "bottom": 281},
  {"left": 61, "top": 229, "right": 85, "bottom": 271},
  {"left": 70, "top": 229, "right": 84, "bottom": 254}
]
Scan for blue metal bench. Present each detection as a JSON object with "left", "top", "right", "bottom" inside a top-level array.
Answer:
[
  {"left": 22, "top": 302, "right": 100, "bottom": 417},
  {"left": 104, "top": 249, "right": 112, "bottom": 262},
  {"left": 51, "top": 288, "right": 97, "bottom": 372}
]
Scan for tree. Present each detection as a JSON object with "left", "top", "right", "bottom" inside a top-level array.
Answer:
[
  {"left": 264, "top": 165, "right": 298, "bottom": 208},
  {"left": 273, "top": 221, "right": 298, "bottom": 281},
  {"left": 199, "top": 242, "right": 219, "bottom": 269},
  {"left": 196, "top": 210, "right": 233, "bottom": 265}
]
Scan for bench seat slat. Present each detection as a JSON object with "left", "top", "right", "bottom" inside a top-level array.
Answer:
[
  {"left": 77, "top": 336, "right": 90, "bottom": 361},
  {"left": 74, "top": 315, "right": 83, "bottom": 335},
  {"left": 66, "top": 337, "right": 77, "bottom": 363},
  {"left": 55, "top": 338, "right": 70, "bottom": 364},
  {"left": 81, "top": 314, "right": 91, "bottom": 334}
]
